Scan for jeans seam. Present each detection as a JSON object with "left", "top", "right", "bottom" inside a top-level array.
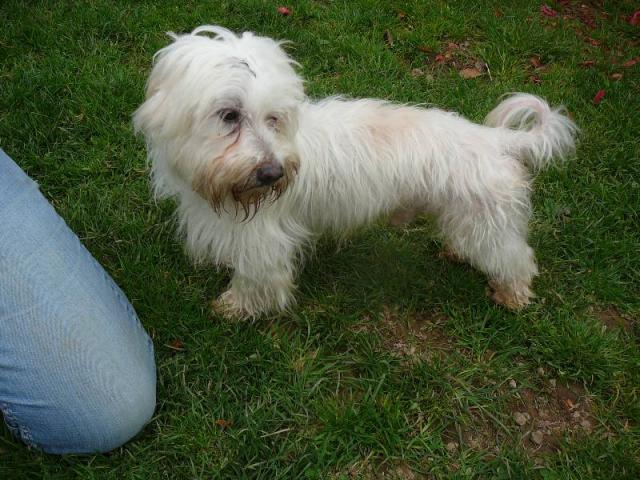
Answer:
[
  {"left": 0, "top": 401, "right": 39, "bottom": 450},
  {"left": 98, "top": 264, "right": 155, "bottom": 355}
]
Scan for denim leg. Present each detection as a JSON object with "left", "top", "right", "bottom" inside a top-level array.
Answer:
[{"left": 0, "top": 149, "right": 156, "bottom": 454}]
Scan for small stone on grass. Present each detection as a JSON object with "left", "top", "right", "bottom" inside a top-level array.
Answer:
[{"left": 531, "top": 430, "right": 544, "bottom": 445}]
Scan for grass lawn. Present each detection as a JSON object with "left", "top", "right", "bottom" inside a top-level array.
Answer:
[{"left": 1, "top": 0, "right": 639, "bottom": 478}]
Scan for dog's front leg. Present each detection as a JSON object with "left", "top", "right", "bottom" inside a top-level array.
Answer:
[
  {"left": 213, "top": 269, "right": 295, "bottom": 320},
  {"left": 211, "top": 229, "right": 300, "bottom": 320}
]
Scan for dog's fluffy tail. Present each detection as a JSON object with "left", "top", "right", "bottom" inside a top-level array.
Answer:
[{"left": 484, "top": 93, "right": 578, "bottom": 170}]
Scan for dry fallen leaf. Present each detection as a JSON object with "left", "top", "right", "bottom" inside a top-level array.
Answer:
[
  {"left": 215, "top": 419, "right": 232, "bottom": 428},
  {"left": 459, "top": 67, "right": 483, "bottom": 79},
  {"left": 629, "top": 10, "right": 640, "bottom": 26},
  {"left": 276, "top": 6, "right": 291, "bottom": 16},
  {"left": 529, "top": 74, "right": 542, "bottom": 84},
  {"left": 611, "top": 72, "right": 623, "bottom": 81},
  {"left": 434, "top": 54, "right": 446, "bottom": 62},
  {"left": 411, "top": 68, "right": 424, "bottom": 77},
  {"left": 530, "top": 56, "right": 543, "bottom": 69},
  {"left": 622, "top": 57, "right": 639, "bottom": 68},
  {"left": 396, "top": 10, "right": 407, "bottom": 20},
  {"left": 166, "top": 339, "right": 185, "bottom": 353},
  {"left": 579, "top": 60, "right": 595, "bottom": 68}
]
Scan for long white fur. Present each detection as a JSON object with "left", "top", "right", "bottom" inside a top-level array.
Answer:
[{"left": 133, "top": 25, "right": 578, "bottom": 318}]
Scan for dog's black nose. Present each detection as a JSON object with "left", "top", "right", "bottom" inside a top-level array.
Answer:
[{"left": 256, "top": 163, "right": 284, "bottom": 186}]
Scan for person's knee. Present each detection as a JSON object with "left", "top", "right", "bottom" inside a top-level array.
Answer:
[
  {"left": 41, "top": 368, "right": 156, "bottom": 455},
  {"left": 89, "top": 372, "right": 157, "bottom": 454}
]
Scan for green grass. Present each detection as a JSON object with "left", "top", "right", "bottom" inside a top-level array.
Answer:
[{"left": 1, "top": 0, "right": 639, "bottom": 478}]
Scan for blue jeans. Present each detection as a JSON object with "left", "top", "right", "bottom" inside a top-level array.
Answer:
[{"left": 0, "top": 149, "right": 156, "bottom": 454}]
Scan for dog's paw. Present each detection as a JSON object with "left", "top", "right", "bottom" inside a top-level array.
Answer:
[
  {"left": 487, "top": 280, "right": 533, "bottom": 311},
  {"left": 211, "top": 289, "right": 252, "bottom": 321}
]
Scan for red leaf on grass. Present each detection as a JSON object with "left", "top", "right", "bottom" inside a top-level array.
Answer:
[
  {"left": 434, "top": 54, "right": 446, "bottom": 62},
  {"left": 215, "top": 419, "right": 233, "bottom": 428},
  {"left": 592, "top": 89, "right": 605, "bottom": 105},
  {"left": 622, "top": 57, "right": 639, "bottom": 68},
  {"left": 629, "top": 10, "right": 640, "bottom": 26},
  {"left": 540, "top": 5, "right": 558, "bottom": 17},
  {"left": 277, "top": 6, "right": 291, "bottom": 16},
  {"left": 579, "top": 60, "right": 595, "bottom": 68}
]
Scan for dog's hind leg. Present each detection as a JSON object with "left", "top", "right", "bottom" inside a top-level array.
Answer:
[{"left": 436, "top": 172, "right": 538, "bottom": 310}]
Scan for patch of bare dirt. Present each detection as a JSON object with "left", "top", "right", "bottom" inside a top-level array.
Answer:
[
  {"left": 422, "top": 41, "right": 490, "bottom": 80},
  {"left": 440, "top": 380, "right": 599, "bottom": 462},
  {"left": 557, "top": 0, "right": 604, "bottom": 30},
  {"left": 444, "top": 415, "right": 504, "bottom": 457},
  {"left": 331, "top": 458, "right": 430, "bottom": 480},
  {"left": 590, "top": 305, "right": 635, "bottom": 334},
  {"left": 509, "top": 381, "right": 594, "bottom": 455},
  {"left": 371, "top": 306, "right": 454, "bottom": 361}
]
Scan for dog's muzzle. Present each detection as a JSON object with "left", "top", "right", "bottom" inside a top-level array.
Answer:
[{"left": 255, "top": 162, "right": 284, "bottom": 186}]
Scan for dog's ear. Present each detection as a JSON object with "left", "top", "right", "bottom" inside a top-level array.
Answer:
[{"left": 132, "top": 90, "right": 165, "bottom": 140}]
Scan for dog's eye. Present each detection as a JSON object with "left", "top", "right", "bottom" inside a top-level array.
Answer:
[
  {"left": 219, "top": 109, "right": 241, "bottom": 124},
  {"left": 266, "top": 115, "right": 279, "bottom": 129}
]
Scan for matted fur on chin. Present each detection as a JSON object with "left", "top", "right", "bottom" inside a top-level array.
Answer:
[{"left": 133, "top": 25, "right": 578, "bottom": 319}]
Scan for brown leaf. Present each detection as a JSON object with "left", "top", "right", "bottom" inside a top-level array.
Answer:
[
  {"left": 417, "top": 45, "right": 431, "bottom": 53},
  {"left": 434, "top": 53, "right": 446, "bottom": 62},
  {"left": 530, "top": 56, "right": 543, "bottom": 69},
  {"left": 215, "top": 419, "right": 232, "bottom": 428},
  {"left": 622, "top": 57, "right": 639, "bottom": 68},
  {"left": 411, "top": 68, "right": 424, "bottom": 77},
  {"left": 383, "top": 30, "right": 394, "bottom": 48},
  {"left": 459, "top": 67, "right": 483, "bottom": 79},
  {"left": 494, "top": 9, "right": 504, "bottom": 18},
  {"left": 396, "top": 10, "right": 407, "bottom": 20},
  {"left": 166, "top": 339, "right": 185, "bottom": 353},
  {"left": 610, "top": 72, "right": 623, "bottom": 81},
  {"left": 579, "top": 60, "right": 595, "bottom": 68}
]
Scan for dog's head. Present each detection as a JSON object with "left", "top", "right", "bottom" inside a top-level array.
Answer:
[{"left": 134, "top": 26, "right": 303, "bottom": 217}]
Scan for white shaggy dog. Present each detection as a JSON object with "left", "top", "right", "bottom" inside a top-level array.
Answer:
[{"left": 133, "top": 26, "right": 578, "bottom": 319}]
